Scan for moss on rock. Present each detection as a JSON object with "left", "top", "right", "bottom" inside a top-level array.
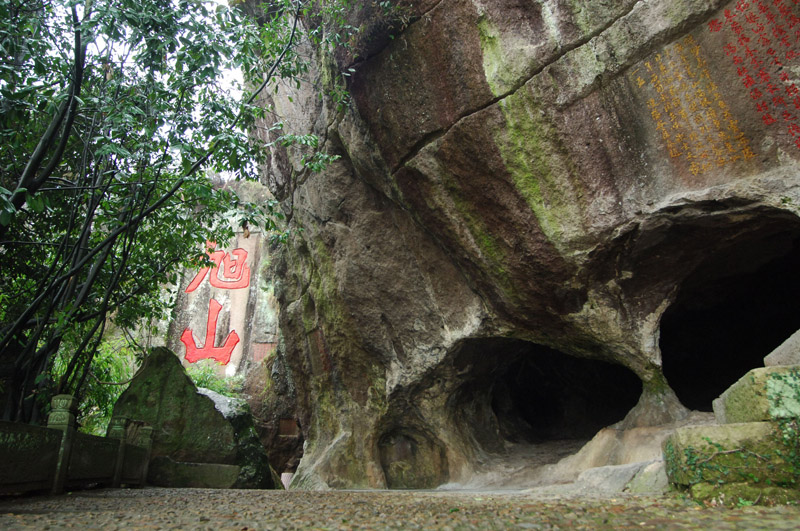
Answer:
[{"left": 111, "top": 347, "right": 281, "bottom": 489}]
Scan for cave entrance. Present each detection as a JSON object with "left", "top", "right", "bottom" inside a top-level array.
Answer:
[
  {"left": 491, "top": 348, "right": 642, "bottom": 444},
  {"left": 660, "top": 231, "right": 800, "bottom": 411},
  {"left": 450, "top": 338, "right": 642, "bottom": 468}
]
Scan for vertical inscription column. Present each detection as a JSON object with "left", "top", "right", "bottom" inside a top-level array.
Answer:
[
  {"left": 631, "top": 34, "right": 755, "bottom": 177},
  {"left": 709, "top": 0, "right": 800, "bottom": 147}
]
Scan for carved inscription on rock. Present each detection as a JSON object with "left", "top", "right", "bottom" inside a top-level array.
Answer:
[
  {"left": 631, "top": 1, "right": 800, "bottom": 176},
  {"left": 708, "top": 0, "right": 800, "bottom": 147},
  {"left": 630, "top": 34, "right": 754, "bottom": 176}
]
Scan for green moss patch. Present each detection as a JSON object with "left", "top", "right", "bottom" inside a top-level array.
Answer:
[{"left": 664, "top": 421, "right": 800, "bottom": 505}]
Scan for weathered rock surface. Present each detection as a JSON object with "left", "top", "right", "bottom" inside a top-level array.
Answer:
[
  {"left": 111, "top": 347, "right": 280, "bottom": 489},
  {"left": 625, "top": 460, "right": 670, "bottom": 495},
  {"left": 251, "top": 0, "right": 800, "bottom": 490},
  {"left": 713, "top": 365, "right": 800, "bottom": 424},
  {"left": 765, "top": 329, "right": 800, "bottom": 366}
]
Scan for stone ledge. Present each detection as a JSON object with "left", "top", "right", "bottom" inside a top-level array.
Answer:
[
  {"left": 663, "top": 421, "right": 798, "bottom": 504},
  {"left": 713, "top": 366, "right": 800, "bottom": 424},
  {"left": 147, "top": 456, "right": 241, "bottom": 489}
]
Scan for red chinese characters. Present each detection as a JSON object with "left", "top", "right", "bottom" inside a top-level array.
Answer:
[
  {"left": 181, "top": 299, "right": 241, "bottom": 364},
  {"left": 181, "top": 242, "right": 251, "bottom": 364},
  {"left": 185, "top": 243, "right": 251, "bottom": 292},
  {"left": 709, "top": 0, "right": 800, "bottom": 148}
]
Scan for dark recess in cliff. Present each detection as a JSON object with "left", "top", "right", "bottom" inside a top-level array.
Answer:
[
  {"left": 448, "top": 338, "right": 642, "bottom": 451},
  {"left": 661, "top": 229, "right": 800, "bottom": 411}
]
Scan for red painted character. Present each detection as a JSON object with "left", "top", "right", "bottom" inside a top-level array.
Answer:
[
  {"left": 181, "top": 299, "right": 241, "bottom": 365},
  {"left": 185, "top": 241, "right": 251, "bottom": 292},
  {"left": 181, "top": 242, "right": 251, "bottom": 364}
]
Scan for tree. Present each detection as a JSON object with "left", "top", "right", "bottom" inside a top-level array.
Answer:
[{"left": 0, "top": 0, "right": 355, "bottom": 423}]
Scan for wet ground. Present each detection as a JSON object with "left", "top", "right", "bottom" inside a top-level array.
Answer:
[{"left": 1, "top": 487, "right": 798, "bottom": 529}]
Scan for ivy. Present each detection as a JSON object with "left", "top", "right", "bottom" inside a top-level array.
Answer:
[{"left": 666, "top": 369, "right": 800, "bottom": 505}]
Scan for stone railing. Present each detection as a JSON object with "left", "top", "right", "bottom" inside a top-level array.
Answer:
[{"left": 0, "top": 394, "right": 153, "bottom": 495}]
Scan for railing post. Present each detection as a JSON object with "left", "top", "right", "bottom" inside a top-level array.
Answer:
[
  {"left": 47, "top": 394, "right": 77, "bottom": 494},
  {"left": 138, "top": 426, "right": 154, "bottom": 486},
  {"left": 108, "top": 416, "right": 128, "bottom": 488}
]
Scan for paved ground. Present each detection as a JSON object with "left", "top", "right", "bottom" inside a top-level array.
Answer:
[{"left": 1, "top": 488, "right": 799, "bottom": 529}]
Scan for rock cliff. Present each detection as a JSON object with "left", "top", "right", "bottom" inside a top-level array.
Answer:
[{"left": 255, "top": 0, "right": 800, "bottom": 489}]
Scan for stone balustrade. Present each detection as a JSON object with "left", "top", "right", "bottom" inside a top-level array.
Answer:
[{"left": 0, "top": 394, "right": 153, "bottom": 495}]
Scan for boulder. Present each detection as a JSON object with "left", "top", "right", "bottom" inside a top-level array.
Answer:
[
  {"left": 111, "top": 347, "right": 281, "bottom": 489},
  {"left": 663, "top": 422, "right": 799, "bottom": 504},
  {"left": 713, "top": 366, "right": 800, "bottom": 424}
]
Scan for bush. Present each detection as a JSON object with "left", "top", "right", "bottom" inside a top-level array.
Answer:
[{"left": 186, "top": 360, "right": 243, "bottom": 397}]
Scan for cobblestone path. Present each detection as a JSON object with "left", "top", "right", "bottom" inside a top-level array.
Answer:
[{"left": 1, "top": 487, "right": 799, "bottom": 529}]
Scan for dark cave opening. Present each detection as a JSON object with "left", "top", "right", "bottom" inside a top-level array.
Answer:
[
  {"left": 492, "top": 345, "right": 642, "bottom": 443},
  {"left": 489, "top": 345, "right": 643, "bottom": 444},
  {"left": 660, "top": 232, "right": 800, "bottom": 411},
  {"left": 451, "top": 338, "right": 642, "bottom": 452}
]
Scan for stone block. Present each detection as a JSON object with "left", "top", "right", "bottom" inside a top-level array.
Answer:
[
  {"left": 0, "top": 422, "right": 61, "bottom": 493},
  {"left": 663, "top": 422, "right": 794, "bottom": 488},
  {"left": 713, "top": 366, "right": 800, "bottom": 424},
  {"left": 147, "top": 456, "right": 240, "bottom": 489},
  {"left": 574, "top": 462, "right": 648, "bottom": 494},
  {"left": 625, "top": 460, "right": 669, "bottom": 495},
  {"left": 765, "top": 329, "right": 800, "bottom": 366},
  {"left": 68, "top": 432, "right": 118, "bottom": 483}
]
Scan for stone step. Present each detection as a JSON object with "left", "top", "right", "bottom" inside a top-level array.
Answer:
[
  {"left": 147, "top": 456, "right": 241, "bottom": 489},
  {"left": 712, "top": 366, "right": 800, "bottom": 425}
]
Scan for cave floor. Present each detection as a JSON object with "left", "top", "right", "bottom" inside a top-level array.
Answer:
[
  {"left": 1, "top": 487, "right": 798, "bottom": 529},
  {"left": 444, "top": 439, "right": 592, "bottom": 490}
]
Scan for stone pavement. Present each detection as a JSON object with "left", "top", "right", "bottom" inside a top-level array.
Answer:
[{"left": 0, "top": 487, "right": 799, "bottom": 529}]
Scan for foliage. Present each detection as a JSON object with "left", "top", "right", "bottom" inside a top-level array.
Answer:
[
  {"left": 186, "top": 359, "right": 243, "bottom": 397},
  {"left": 52, "top": 336, "right": 138, "bottom": 435},
  {"left": 0, "top": 0, "right": 360, "bottom": 423}
]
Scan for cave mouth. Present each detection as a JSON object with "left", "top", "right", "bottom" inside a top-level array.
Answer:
[
  {"left": 660, "top": 231, "right": 800, "bottom": 412},
  {"left": 491, "top": 349, "right": 643, "bottom": 444},
  {"left": 450, "top": 338, "right": 642, "bottom": 460}
]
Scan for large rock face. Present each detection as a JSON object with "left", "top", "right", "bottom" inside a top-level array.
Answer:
[{"left": 253, "top": 0, "right": 800, "bottom": 489}]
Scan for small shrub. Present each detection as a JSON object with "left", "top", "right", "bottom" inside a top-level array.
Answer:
[{"left": 186, "top": 360, "right": 243, "bottom": 397}]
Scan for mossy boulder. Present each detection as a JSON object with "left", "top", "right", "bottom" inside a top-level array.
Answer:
[
  {"left": 111, "top": 347, "right": 281, "bottom": 489},
  {"left": 663, "top": 422, "right": 800, "bottom": 505},
  {"left": 713, "top": 366, "right": 800, "bottom": 424}
]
